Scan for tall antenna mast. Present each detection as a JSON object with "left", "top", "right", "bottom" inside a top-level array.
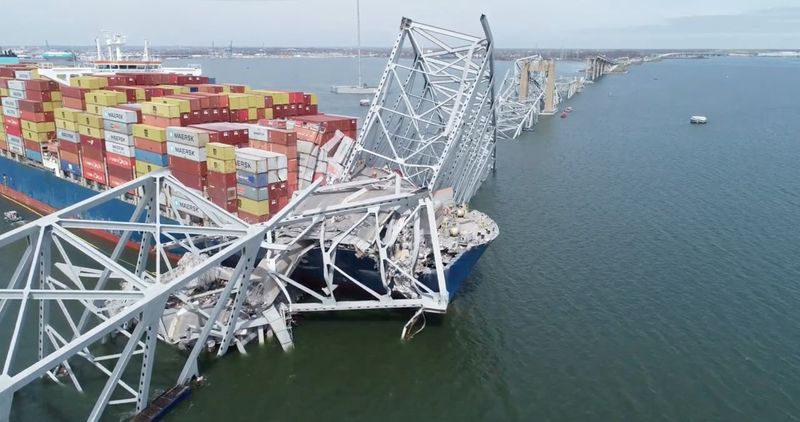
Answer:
[
  {"left": 95, "top": 38, "right": 102, "bottom": 60},
  {"left": 356, "top": 0, "right": 363, "bottom": 87},
  {"left": 144, "top": 40, "right": 150, "bottom": 61}
]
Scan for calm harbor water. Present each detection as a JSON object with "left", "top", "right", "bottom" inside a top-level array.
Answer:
[{"left": 5, "top": 55, "right": 800, "bottom": 421}]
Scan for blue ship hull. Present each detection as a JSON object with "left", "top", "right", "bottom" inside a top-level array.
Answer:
[{"left": 291, "top": 241, "right": 491, "bottom": 300}]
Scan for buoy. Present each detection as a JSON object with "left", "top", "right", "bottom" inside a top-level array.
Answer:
[{"left": 449, "top": 227, "right": 460, "bottom": 237}]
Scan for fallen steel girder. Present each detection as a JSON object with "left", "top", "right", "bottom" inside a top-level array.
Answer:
[
  {"left": 0, "top": 170, "right": 270, "bottom": 421},
  {"left": 341, "top": 15, "right": 497, "bottom": 205}
]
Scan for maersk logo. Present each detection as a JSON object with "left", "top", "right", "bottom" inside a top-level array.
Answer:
[
  {"left": 172, "top": 145, "right": 195, "bottom": 157},
  {"left": 107, "top": 112, "right": 124, "bottom": 120},
  {"left": 108, "top": 133, "right": 126, "bottom": 143},
  {"left": 236, "top": 159, "right": 252, "bottom": 170},
  {"left": 172, "top": 132, "right": 194, "bottom": 141}
]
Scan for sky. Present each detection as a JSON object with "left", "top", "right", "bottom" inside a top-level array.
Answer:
[{"left": 3, "top": 0, "right": 800, "bottom": 49}]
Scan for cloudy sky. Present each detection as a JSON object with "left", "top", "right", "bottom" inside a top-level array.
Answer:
[{"left": 4, "top": 0, "right": 800, "bottom": 49}]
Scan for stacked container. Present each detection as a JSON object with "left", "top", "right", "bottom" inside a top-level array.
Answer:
[
  {"left": 77, "top": 112, "right": 106, "bottom": 185},
  {"left": 103, "top": 105, "right": 141, "bottom": 187},
  {"left": 14, "top": 78, "right": 61, "bottom": 163},
  {"left": 132, "top": 124, "right": 168, "bottom": 177},
  {"left": 166, "top": 127, "right": 209, "bottom": 193},
  {"left": 55, "top": 107, "right": 83, "bottom": 178},
  {"left": 1, "top": 96, "right": 23, "bottom": 156},
  {"left": 235, "top": 147, "right": 288, "bottom": 223},
  {"left": 188, "top": 122, "right": 249, "bottom": 146},
  {"left": 206, "top": 142, "right": 238, "bottom": 213}
]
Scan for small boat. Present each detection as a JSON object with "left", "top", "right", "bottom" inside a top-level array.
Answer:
[
  {"left": 560, "top": 112, "right": 568, "bottom": 119},
  {"left": 690, "top": 115, "right": 707, "bottom": 124},
  {"left": 565, "top": 106, "right": 573, "bottom": 113},
  {"left": 3, "top": 210, "right": 22, "bottom": 224},
  {"left": 359, "top": 98, "right": 370, "bottom": 106}
]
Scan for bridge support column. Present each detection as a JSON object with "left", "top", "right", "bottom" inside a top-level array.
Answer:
[{"left": 542, "top": 60, "right": 557, "bottom": 114}]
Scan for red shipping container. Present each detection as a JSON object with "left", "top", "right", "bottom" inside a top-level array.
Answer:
[
  {"left": 60, "top": 85, "right": 88, "bottom": 99},
  {"left": 81, "top": 155, "right": 104, "bottom": 172},
  {"left": 20, "top": 111, "right": 55, "bottom": 123},
  {"left": 4, "top": 124, "right": 21, "bottom": 137},
  {"left": 142, "top": 115, "right": 181, "bottom": 128},
  {"left": 267, "top": 128, "right": 297, "bottom": 146},
  {"left": 17, "top": 99, "right": 47, "bottom": 113},
  {"left": 25, "top": 79, "right": 60, "bottom": 92},
  {"left": 230, "top": 109, "right": 249, "bottom": 123},
  {"left": 237, "top": 210, "right": 268, "bottom": 224},
  {"left": 23, "top": 139, "right": 40, "bottom": 152},
  {"left": 62, "top": 97, "right": 86, "bottom": 110},
  {"left": 208, "top": 185, "right": 237, "bottom": 202},
  {"left": 4, "top": 116, "right": 20, "bottom": 127},
  {"left": 79, "top": 135, "right": 105, "bottom": 160},
  {"left": 134, "top": 137, "right": 167, "bottom": 154},
  {"left": 107, "top": 162, "right": 134, "bottom": 180},
  {"left": 0, "top": 140, "right": 7, "bottom": 151},
  {"left": 269, "top": 198, "right": 283, "bottom": 215},
  {"left": 59, "top": 140, "right": 80, "bottom": 155},
  {"left": 60, "top": 150, "right": 80, "bottom": 164},
  {"left": 84, "top": 167, "right": 107, "bottom": 185},
  {"left": 171, "top": 169, "right": 206, "bottom": 191},
  {"left": 207, "top": 171, "right": 237, "bottom": 189},
  {"left": 106, "top": 86, "right": 138, "bottom": 102},
  {"left": 169, "top": 155, "right": 208, "bottom": 175},
  {"left": 23, "top": 90, "right": 54, "bottom": 102},
  {"left": 106, "top": 152, "right": 135, "bottom": 169}
]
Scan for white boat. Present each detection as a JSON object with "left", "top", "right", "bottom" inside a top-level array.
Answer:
[
  {"left": 36, "top": 33, "right": 201, "bottom": 85},
  {"left": 331, "top": 0, "right": 377, "bottom": 94},
  {"left": 3, "top": 210, "right": 22, "bottom": 224},
  {"left": 690, "top": 115, "right": 707, "bottom": 124}
]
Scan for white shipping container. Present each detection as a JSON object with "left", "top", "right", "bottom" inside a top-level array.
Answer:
[
  {"left": 105, "top": 141, "right": 135, "bottom": 158},
  {"left": 56, "top": 128, "right": 79, "bottom": 143},
  {"left": 166, "top": 127, "right": 210, "bottom": 147},
  {"left": 266, "top": 168, "right": 288, "bottom": 184},
  {"left": 296, "top": 140, "right": 318, "bottom": 155},
  {"left": 8, "top": 143, "right": 24, "bottom": 155},
  {"left": 167, "top": 142, "right": 207, "bottom": 162},
  {"left": 247, "top": 124, "right": 269, "bottom": 141},
  {"left": 103, "top": 107, "right": 139, "bottom": 124},
  {"left": 104, "top": 131, "right": 135, "bottom": 146},
  {"left": 1, "top": 97, "right": 19, "bottom": 109},
  {"left": 103, "top": 120, "right": 134, "bottom": 135},
  {"left": 6, "top": 134, "right": 23, "bottom": 147},
  {"left": 7, "top": 90, "right": 25, "bottom": 100},
  {"left": 2, "top": 106, "right": 20, "bottom": 118},
  {"left": 14, "top": 71, "right": 33, "bottom": 80},
  {"left": 332, "top": 135, "right": 355, "bottom": 164},
  {"left": 6, "top": 80, "right": 25, "bottom": 91}
]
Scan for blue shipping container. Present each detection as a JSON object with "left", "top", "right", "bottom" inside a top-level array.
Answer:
[
  {"left": 25, "top": 149, "right": 42, "bottom": 163},
  {"left": 60, "top": 160, "right": 82, "bottom": 177},
  {"left": 236, "top": 170, "right": 269, "bottom": 188},
  {"left": 135, "top": 149, "right": 170, "bottom": 167}
]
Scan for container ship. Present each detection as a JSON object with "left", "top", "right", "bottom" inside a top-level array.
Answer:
[{"left": 0, "top": 39, "right": 497, "bottom": 304}]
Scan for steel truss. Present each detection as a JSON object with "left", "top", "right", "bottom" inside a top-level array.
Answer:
[
  {"left": 0, "top": 171, "right": 279, "bottom": 421},
  {"left": 341, "top": 16, "right": 497, "bottom": 205},
  {"left": 496, "top": 55, "right": 549, "bottom": 139}
]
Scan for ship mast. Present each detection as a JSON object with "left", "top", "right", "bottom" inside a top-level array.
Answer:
[
  {"left": 95, "top": 38, "right": 102, "bottom": 60},
  {"left": 356, "top": 0, "right": 363, "bottom": 88}
]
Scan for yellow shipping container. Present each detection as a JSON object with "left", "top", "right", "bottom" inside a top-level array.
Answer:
[
  {"left": 77, "top": 112, "right": 103, "bottom": 129},
  {"left": 135, "top": 161, "right": 163, "bottom": 175},
  {"left": 85, "top": 90, "right": 124, "bottom": 107},
  {"left": 132, "top": 124, "right": 166, "bottom": 142},
  {"left": 86, "top": 104, "right": 104, "bottom": 116},
  {"left": 238, "top": 197, "right": 269, "bottom": 216},
  {"left": 54, "top": 107, "right": 82, "bottom": 122},
  {"left": 247, "top": 108, "right": 257, "bottom": 121},
  {"left": 56, "top": 119, "right": 78, "bottom": 131},
  {"left": 140, "top": 102, "right": 180, "bottom": 118},
  {"left": 207, "top": 157, "right": 236, "bottom": 173},
  {"left": 207, "top": 142, "right": 236, "bottom": 160},
  {"left": 226, "top": 94, "right": 249, "bottom": 110},
  {"left": 0, "top": 133, "right": 5, "bottom": 142},
  {"left": 21, "top": 120, "right": 56, "bottom": 133},
  {"left": 263, "top": 108, "right": 274, "bottom": 120},
  {"left": 308, "top": 93, "right": 318, "bottom": 105},
  {"left": 0, "top": 88, "right": 8, "bottom": 97},
  {"left": 156, "top": 97, "right": 190, "bottom": 113},
  {"left": 133, "top": 88, "right": 146, "bottom": 101},
  {"left": 50, "top": 91, "right": 62, "bottom": 102},
  {"left": 160, "top": 85, "right": 189, "bottom": 94},
  {"left": 71, "top": 76, "right": 108, "bottom": 90},
  {"left": 247, "top": 94, "right": 265, "bottom": 109},
  {"left": 254, "top": 90, "right": 289, "bottom": 105},
  {"left": 78, "top": 124, "right": 104, "bottom": 138},
  {"left": 22, "top": 130, "right": 51, "bottom": 142}
]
